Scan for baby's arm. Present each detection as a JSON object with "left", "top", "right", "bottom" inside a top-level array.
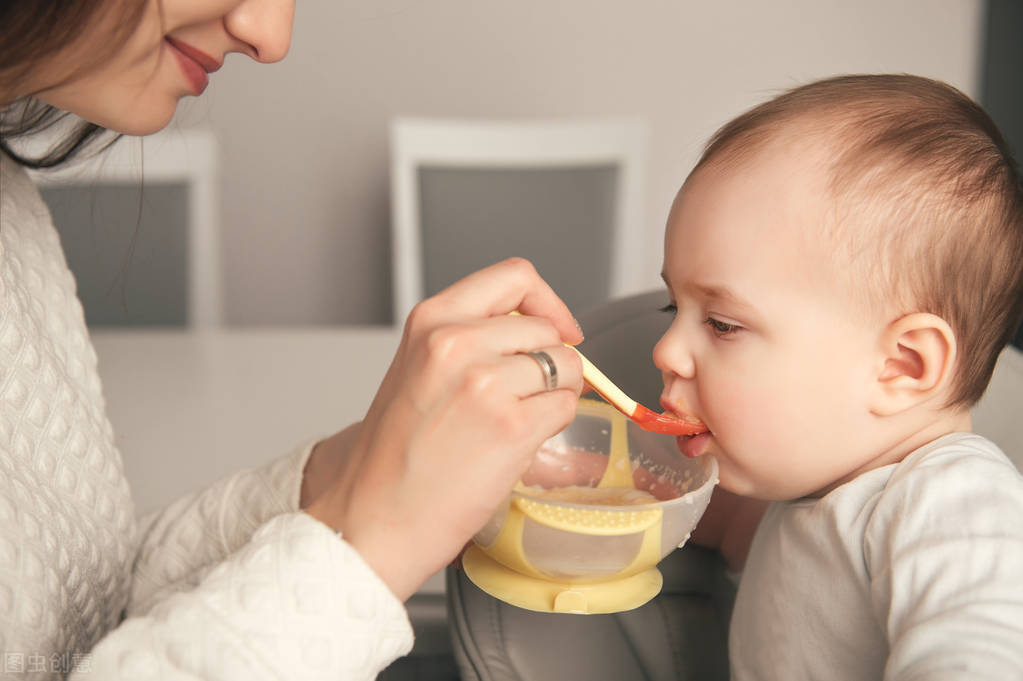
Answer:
[
  {"left": 865, "top": 443, "right": 1023, "bottom": 679},
  {"left": 690, "top": 487, "right": 768, "bottom": 573}
]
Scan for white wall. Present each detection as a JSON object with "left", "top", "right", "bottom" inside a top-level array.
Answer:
[{"left": 169, "top": 0, "right": 984, "bottom": 326}]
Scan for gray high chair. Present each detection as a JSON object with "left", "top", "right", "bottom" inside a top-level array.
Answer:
[
  {"left": 445, "top": 291, "right": 734, "bottom": 681},
  {"left": 444, "top": 290, "right": 1023, "bottom": 681}
]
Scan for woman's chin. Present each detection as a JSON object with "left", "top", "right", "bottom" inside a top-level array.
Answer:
[
  {"left": 89, "top": 99, "right": 178, "bottom": 137},
  {"left": 114, "top": 112, "right": 176, "bottom": 137}
]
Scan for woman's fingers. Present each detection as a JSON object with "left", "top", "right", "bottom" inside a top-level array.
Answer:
[
  {"left": 514, "top": 388, "right": 580, "bottom": 464},
  {"left": 454, "top": 345, "right": 582, "bottom": 402},
  {"left": 394, "top": 312, "right": 581, "bottom": 412},
  {"left": 409, "top": 258, "right": 583, "bottom": 345},
  {"left": 421, "top": 313, "right": 565, "bottom": 364},
  {"left": 308, "top": 261, "right": 591, "bottom": 601},
  {"left": 509, "top": 345, "right": 583, "bottom": 398}
]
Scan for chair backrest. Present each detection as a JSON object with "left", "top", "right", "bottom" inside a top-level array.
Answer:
[
  {"left": 972, "top": 344, "right": 1023, "bottom": 471},
  {"left": 389, "top": 118, "right": 648, "bottom": 325},
  {"left": 30, "top": 129, "right": 220, "bottom": 328}
]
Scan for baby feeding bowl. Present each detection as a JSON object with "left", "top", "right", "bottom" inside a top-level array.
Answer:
[{"left": 462, "top": 398, "right": 718, "bottom": 615}]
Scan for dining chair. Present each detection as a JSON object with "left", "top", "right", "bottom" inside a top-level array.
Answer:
[
  {"left": 30, "top": 128, "right": 221, "bottom": 328},
  {"left": 389, "top": 118, "right": 649, "bottom": 325},
  {"left": 445, "top": 290, "right": 733, "bottom": 681}
]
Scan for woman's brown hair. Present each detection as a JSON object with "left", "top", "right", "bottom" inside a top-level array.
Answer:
[{"left": 0, "top": 0, "right": 150, "bottom": 168}]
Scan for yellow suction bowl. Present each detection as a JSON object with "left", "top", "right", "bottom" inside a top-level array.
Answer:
[
  {"left": 464, "top": 399, "right": 718, "bottom": 615},
  {"left": 462, "top": 544, "right": 663, "bottom": 615}
]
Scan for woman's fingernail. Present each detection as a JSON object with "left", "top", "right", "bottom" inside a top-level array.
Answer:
[{"left": 574, "top": 318, "right": 585, "bottom": 339}]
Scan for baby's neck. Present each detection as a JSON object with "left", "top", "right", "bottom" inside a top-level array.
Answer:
[
  {"left": 813, "top": 408, "right": 972, "bottom": 498},
  {"left": 882, "top": 407, "right": 972, "bottom": 462}
]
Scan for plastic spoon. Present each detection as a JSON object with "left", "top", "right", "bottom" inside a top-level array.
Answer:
[
  {"left": 509, "top": 311, "right": 706, "bottom": 435},
  {"left": 569, "top": 346, "right": 707, "bottom": 436}
]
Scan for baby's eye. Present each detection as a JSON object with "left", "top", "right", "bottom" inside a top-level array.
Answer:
[
  {"left": 659, "top": 303, "right": 677, "bottom": 314},
  {"left": 705, "top": 317, "right": 740, "bottom": 337}
]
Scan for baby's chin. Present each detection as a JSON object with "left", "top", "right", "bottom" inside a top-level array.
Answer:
[{"left": 716, "top": 467, "right": 816, "bottom": 502}]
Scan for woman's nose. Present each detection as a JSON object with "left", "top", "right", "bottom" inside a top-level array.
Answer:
[
  {"left": 653, "top": 324, "right": 696, "bottom": 381},
  {"left": 225, "top": 0, "right": 295, "bottom": 63}
]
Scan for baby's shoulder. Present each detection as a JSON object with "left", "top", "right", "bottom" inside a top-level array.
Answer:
[
  {"left": 892, "top": 432, "right": 1019, "bottom": 487},
  {"left": 866, "top": 433, "right": 1023, "bottom": 547}
]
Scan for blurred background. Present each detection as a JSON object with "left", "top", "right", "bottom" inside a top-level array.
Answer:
[{"left": 41, "top": 0, "right": 1023, "bottom": 330}]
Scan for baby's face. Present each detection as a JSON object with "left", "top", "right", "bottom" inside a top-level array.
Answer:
[{"left": 655, "top": 142, "right": 888, "bottom": 500}]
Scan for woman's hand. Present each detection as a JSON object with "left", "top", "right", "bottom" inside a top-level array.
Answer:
[
  {"left": 299, "top": 421, "right": 361, "bottom": 511},
  {"left": 303, "top": 258, "right": 584, "bottom": 601}
]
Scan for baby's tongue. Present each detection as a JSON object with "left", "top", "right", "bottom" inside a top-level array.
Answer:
[{"left": 677, "top": 432, "right": 712, "bottom": 458}]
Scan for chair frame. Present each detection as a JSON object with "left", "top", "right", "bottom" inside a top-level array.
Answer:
[
  {"left": 30, "top": 128, "right": 221, "bottom": 328},
  {"left": 389, "top": 118, "right": 648, "bottom": 325}
]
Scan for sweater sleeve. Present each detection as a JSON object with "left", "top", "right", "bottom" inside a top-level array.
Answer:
[
  {"left": 864, "top": 438, "right": 1023, "bottom": 680},
  {"left": 74, "top": 512, "right": 414, "bottom": 680},
  {"left": 126, "top": 441, "right": 317, "bottom": 616}
]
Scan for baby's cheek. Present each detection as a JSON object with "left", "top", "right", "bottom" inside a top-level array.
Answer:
[
  {"left": 708, "top": 377, "right": 795, "bottom": 466},
  {"left": 708, "top": 375, "right": 778, "bottom": 435}
]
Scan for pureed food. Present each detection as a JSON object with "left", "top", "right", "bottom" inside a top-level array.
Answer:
[
  {"left": 521, "top": 442, "right": 691, "bottom": 505},
  {"left": 521, "top": 485, "right": 659, "bottom": 506}
]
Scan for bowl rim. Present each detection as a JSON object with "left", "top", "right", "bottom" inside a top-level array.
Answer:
[{"left": 512, "top": 454, "right": 719, "bottom": 512}]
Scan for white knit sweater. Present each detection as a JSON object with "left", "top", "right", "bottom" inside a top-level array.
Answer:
[{"left": 0, "top": 152, "right": 413, "bottom": 679}]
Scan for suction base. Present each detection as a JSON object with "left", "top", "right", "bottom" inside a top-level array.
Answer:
[{"left": 461, "top": 545, "right": 662, "bottom": 615}]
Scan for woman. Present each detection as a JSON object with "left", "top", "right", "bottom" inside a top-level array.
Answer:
[{"left": 0, "top": 1, "right": 583, "bottom": 678}]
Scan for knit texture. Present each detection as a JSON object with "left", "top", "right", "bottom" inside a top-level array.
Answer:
[{"left": 0, "top": 153, "right": 413, "bottom": 679}]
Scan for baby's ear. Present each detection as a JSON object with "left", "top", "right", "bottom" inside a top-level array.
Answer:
[{"left": 869, "top": 313, "right": 957, "bottom": 416}]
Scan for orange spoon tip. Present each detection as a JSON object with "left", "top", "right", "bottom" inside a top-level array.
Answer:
[{"left": 632, "top": 404, "right": 708, "bottom": 436}]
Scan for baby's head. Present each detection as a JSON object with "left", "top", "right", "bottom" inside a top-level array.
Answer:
[{"left": 655, "top": 74, "right": 1023, "bottom": 500}]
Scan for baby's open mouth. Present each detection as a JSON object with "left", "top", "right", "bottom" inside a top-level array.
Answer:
[
  {"left": 658, "top": 399, "right": 706, "bottom": 433},
  {"left": 676, "top": 430, "right": 713, "bottom": 458},
  {"left": 659, "top": 400, "right": 711, "bottom": 457}
]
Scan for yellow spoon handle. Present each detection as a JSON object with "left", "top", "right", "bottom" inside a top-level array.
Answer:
[
  {"left": 508, "top": 311, "right": 707, "bottom": 436},
  {"left": 508, "top": 310, "right": 637, "bottom": 413},
  {"left": 568, "top": 346, "right": 639, "bottom": 416}
]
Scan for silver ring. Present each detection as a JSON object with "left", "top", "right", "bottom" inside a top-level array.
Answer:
[{"left": 524, "top": 351, "right": 559, "bottom": 391}]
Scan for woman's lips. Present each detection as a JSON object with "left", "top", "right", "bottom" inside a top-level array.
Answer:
[{"left": 165, "top": 37, "right": 221, "bottom": 96}]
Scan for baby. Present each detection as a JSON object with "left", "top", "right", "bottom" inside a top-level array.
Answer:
[{"left": 654, "top": 74, "right": 1023, "bottom": 678}]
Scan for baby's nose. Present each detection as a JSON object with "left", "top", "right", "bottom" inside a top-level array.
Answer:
[{"left": 653, "top": 327, "right": 696, "bottom": 381}]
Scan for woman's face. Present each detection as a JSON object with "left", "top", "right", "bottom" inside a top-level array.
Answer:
[{"left": 32, "top": 0, "right": 295, "bottom": 135}]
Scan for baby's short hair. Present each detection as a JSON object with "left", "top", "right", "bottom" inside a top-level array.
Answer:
[{"left": 691, "top": 74, "right": 1023, "bottom": 408}]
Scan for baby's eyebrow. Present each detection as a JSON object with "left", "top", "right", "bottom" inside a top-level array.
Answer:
[
  {"left": 660, "top": 272, "right": 755, "bottom": 311},
  {"left": 691, "top": 283, "right": 754, "bottom": 310}
]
